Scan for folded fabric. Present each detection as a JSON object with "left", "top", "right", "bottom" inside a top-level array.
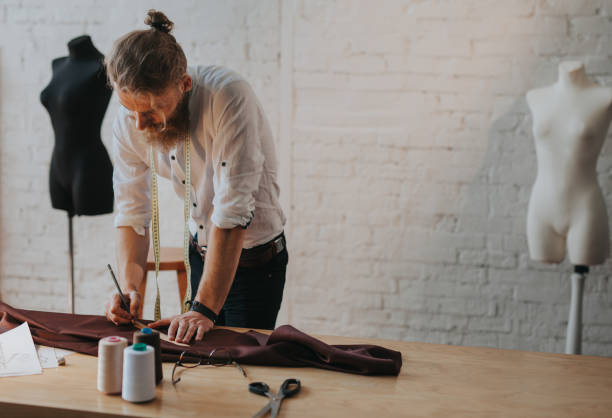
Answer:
[{"left": 0, "top": 302, "right": 402, "bottom": 376}]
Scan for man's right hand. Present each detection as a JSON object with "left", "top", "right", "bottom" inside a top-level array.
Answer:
[{"left": 105, "top": 291, "right": 141, "bottom": 325}]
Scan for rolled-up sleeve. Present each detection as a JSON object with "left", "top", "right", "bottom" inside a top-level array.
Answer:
[
  {"left": 112, "top": 115, "right": 152, "bottom": 236},
  {"left": 210, "top": 81, "right": 265, "bottom": 229}
]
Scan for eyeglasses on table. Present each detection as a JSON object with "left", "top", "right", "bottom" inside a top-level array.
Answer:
[{"left": 171, "top": 348, "right": 248, "bottom": 385}]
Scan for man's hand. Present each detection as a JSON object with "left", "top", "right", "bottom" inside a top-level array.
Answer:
[
  {"left": 149, "top": 311, "right": 214, "bottom": 343},
  {"left": 105, "top": 291, "right": 141, "bottom": 325}
]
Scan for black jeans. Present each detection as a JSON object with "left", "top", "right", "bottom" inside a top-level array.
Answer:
[{"left": 189, "top": 236, "right": 288, "bottom": 330}]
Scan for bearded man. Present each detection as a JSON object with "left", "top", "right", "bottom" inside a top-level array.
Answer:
[{"left": 104, "top": 10, "right": 287, "bottom": 344}]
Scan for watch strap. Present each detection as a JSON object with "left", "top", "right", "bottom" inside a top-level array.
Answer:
[{"left": 189, "top": 300, "right": 218, "bottom": 324}]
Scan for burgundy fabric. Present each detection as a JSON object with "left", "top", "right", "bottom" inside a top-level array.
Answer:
[{"left": 0, "top": 302, "right": 401, "bottom": 376}]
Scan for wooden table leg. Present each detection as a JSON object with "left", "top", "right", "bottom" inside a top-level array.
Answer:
[
  {"left": 177, "top": 270, "right": 187, "bottom": 308},
  {"left": 137, "top": 272, "right": 147, "bottom": 319}
]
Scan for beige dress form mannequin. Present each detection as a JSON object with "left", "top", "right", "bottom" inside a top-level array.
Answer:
[{"left": 526, "top": 61, "right": 612, "bottom": 354}]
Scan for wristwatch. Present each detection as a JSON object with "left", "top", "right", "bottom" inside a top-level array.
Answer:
[{"left": 189, "top": 300, "right": 218, "bottom": 324}]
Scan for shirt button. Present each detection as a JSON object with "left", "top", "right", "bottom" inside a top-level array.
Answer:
[
  {"left": 171, "top": 155, "right": 176, "bottom": 160},
  {"left": 193, "top": 203, "right": 197, "bottom": 207},
  {"left": 199, "top": 225, "right": 204, "bottom": 230}
]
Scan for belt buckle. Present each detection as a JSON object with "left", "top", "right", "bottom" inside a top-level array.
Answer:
[{"left": 272, "top": 236, "right": 284, "bottom": 254}]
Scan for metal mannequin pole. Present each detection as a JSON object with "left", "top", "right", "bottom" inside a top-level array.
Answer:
[
  {"left": 565, "top": 265, "right": 588, "bottom": 355},
  {"left": 68, "top": 214, "right": 74, "bottom": 314}
]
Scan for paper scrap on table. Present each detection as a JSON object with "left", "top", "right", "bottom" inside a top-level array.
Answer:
[
  {"left": 36, "top": 345, "right": 75, "bottom": 368},
  {"left": 0, "top": 322, "right": 42, "bottom": 377}
]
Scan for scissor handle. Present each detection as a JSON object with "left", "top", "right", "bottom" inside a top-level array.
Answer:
[
  {"left": 279, "top": 378, "right": 301, "bottom": 398},
  {"left": 249, "top": 382, "right": 271, "bottom": 396}
]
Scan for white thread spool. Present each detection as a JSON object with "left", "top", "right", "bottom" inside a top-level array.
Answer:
[
  {"left": 97, "top": 336, "right": 128, "bottom": 394},
  {"left": 122, "top": 343, "right": 156, "bottom": 403}
]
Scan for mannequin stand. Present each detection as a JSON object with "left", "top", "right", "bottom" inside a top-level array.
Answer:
[
  {"left": 68, "top": 214, "right": 74, "bottom": 314},
  {"left": 566, "top": 265, "right": 588, "bottom": 355}
]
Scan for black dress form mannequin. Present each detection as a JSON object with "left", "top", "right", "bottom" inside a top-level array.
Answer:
[
  {"left": 40, "top": 35, "right": 114, "bottom": 313},
  {"left": 40, "top": 35, "right": 113, "bottom": 215}
]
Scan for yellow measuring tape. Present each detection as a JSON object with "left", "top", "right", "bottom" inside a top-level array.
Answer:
[{"left": 149, "top": 136, "right": 193, "bottom": 321}]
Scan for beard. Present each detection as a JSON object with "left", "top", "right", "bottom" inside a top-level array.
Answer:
[{"left": 142, "top": 91, "right": 191, "bottom": 152}]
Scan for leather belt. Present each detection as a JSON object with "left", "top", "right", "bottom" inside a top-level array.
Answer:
[{"left": 190, "top": 232, "right": 286, "bottom": 268}]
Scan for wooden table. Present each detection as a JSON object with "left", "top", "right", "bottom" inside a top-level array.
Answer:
[
  {"left": 138, "top": 247, "right": 188, "bottom": 319},
  {"left": 1, "top": 331, "right": 611, "bottom": 417}
]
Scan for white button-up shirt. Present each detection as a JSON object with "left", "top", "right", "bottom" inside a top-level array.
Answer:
[{"left": 112, "top": 65, "right": 286, "bottom": 249}]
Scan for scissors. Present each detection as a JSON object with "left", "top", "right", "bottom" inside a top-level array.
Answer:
[{"left": 249, "top": 378, "right": 301, "bottom": 418}]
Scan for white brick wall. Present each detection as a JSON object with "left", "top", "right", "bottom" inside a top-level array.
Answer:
[{"left": 1, "top": 0, "right": 611, "bottom": 356}]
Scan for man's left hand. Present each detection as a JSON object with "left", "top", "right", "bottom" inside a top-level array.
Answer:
[{"left": 149, "top": 311, "right": 214, "bottom": 343}]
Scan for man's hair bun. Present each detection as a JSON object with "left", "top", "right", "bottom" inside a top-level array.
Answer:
[
  {"left": 144, "top": 10, "right": 173, "bottom": 34},
  {"left": 106, "top": 9, "right": 186, "bottom": 94}
]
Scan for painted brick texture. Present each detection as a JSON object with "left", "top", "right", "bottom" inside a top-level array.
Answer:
[{"left": 1, "top": 0, "right": 611, "bottom": 356}]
